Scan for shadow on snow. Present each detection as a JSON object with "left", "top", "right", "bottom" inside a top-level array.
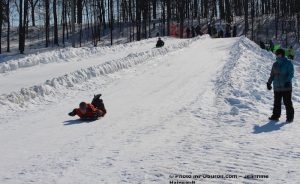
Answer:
[
  {"left": 253, "top": 121, "right": 289, "bottom": 134},
  {"left": 63, "top": 119, "right": 97, "bottom": 125}
]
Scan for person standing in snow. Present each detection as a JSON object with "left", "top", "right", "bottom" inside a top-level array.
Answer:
[
  {"left": 186, "top": 27, "right": 191, "bottom": 38},
  {"left": 191, "top": 26, "right": 196, "bottom": 37},
  {"left": 196, "top": 25, "right": 201, "bottom": 35},
  {"left": 207, "top": 24, "right": 212, "bottom": 36},
  {"left": 218, "top": 29, "right": 224, "bottom": 38},
  {"left": 267, "top": 49, "right": 294, "bottom": 123},
  {"left": 225, "top": 24, "right": 231, "bottom": 37},
  {"left": 232, "top": 25, "right": 237, "bottom": 37}
]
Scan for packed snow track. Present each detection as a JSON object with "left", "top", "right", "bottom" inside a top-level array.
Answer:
[{"left": 0, "top": 36, "right": 300, "bottom": 184}]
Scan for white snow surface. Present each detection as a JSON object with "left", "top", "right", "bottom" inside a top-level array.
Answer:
[{"left": 0, "top": 35, "right": 300, "bottom": 184}]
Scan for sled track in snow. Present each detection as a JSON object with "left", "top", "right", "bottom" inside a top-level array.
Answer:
[
  {"left": 0, "top": 36, "right": 207, "bottom": 115},
  {"left": 151, "top": 37, "right": 300, "bottom": 184},
  {"left": 1, "top": 36, "right": 300, "bottom": 184}
]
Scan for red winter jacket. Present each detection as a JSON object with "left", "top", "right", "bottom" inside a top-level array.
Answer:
[{"left": 74, "top": 104, "right": 104, "bottom": 119}]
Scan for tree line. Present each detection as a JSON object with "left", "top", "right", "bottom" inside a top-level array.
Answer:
[{"left": 0, "top": 0, "right": 300, "bottom": 54}]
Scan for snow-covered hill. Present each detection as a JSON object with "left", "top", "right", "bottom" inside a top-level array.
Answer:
[{"left": 0, "top": 35, "right": 299, "bottom": 184}]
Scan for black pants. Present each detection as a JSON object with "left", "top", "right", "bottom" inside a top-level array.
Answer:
[{"left": 272, "top": 91, "right": 294, "bottom": 120}]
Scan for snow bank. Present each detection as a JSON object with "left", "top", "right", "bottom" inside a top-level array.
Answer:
[
  {"left": 215, "top": 36, "right": 299, "bottom": 122},
  {"left": 0, "top": 36, "right": 208, "bottom": 112},
  {"left": 0, "top": 37, "right": 178, "bottom": 73}
]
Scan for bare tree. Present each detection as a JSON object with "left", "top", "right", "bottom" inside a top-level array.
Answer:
[
  {"left": 53, "top": 0, "right": 58, "bottom": 45},
  {"left": 45, "top": 0, "right": 50, "bottom": 47},
  {"left": 0, "top": 0, "right": 3, "bottom": 54},
  {"left": 71, "top": 0, "right": 76, "bottom": 47},
  {"left": 29, "top": 0, "right": 38, "bottom": 26},
  {"left": 6, "top": 0, "right": 10, "bottom": 52},
  {"left": 109, "top": 0, "right": 114, "bottom": 45}
]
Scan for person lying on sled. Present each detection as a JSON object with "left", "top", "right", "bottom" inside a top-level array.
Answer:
[{"left": 68, "top": 94, "right": 106, "bottom": 120}]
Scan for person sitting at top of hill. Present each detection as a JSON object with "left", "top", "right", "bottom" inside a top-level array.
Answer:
[
  {"left": 156, "top": 37, "right": 165, "bottom": 48},
  {"left": 68, "top": 94, "right": 106, "bottom": 120}
]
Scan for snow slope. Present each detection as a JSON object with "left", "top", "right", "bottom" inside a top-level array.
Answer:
[{"left": 0, "top": 36, "right": 300, "bottom": 184}]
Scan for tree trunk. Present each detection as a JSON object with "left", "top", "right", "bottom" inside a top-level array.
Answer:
[
  {"left": 244, "top": 0, "right": 249, "bottom": 36},
  {"left": 251, "top": 0, "right": 254, "bottom": 40},
  {"left": 29, "top": 0, "right": 37, "bottom": 26},
  {"left": 6, "top": 0, "right": 10, "bottom": 52},
  {"left": 194, "top": 0, "right": 198, "bottom": 18},
  {"left": 225, "top": 0, "right": 231, "bottom": 23},
  {"left": 45, "top": 0, "right": 50, "bottom": 47},
  {"left": 110, "top": 0, "right": 114, "bottom": 45},
  {"left": 19, "top": 0, "right": 24, "bottom": 53},
  {"left": 166, "top": 0, "right": 171, "bottom": 36},
  {"left": 0, "top": 0, "right": 2, "bottom": 54},
  {"left": 53, "top": 0, "right": 58, "bottom": 45},
  {"left": 101, "top": 0, "right": 106, "bottom": 30},
  {"left": 71, "top": 0, "right": 76, "bottom": 47},
  {"left": 219, "top": 0, "right": 225, "bottom": 20},
  {"left": 275, "top": 0, "right": 278, "bottom": 39},
  {"left": 298, "top": 13, "right": 300, "bottom": 42},
  {"left": 153, "top": 0, "right": 157, "bottom": 19},
  {"left": 62, "top": 0, "right": 65, "bottom": 46},
  {"left": 136, "top": 0, "right": 141, "bottom": 41}
]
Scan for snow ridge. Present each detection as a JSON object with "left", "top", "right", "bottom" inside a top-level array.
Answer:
[
  {"left": 0, "top": 37, "right": 187, "bottom": 73},
  {"left": 0, "top": 36, "right": 207, "bottom": 112},
  {"left": 215, "top": 36, "right": 299, "bottom": 122}
]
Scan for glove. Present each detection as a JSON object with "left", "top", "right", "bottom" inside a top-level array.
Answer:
[
  {"left": 68, "top": 110, "right": 76, "bottom": 117},
  {"left": 284, "top": 82, "right": 291, "bottom": 88},
  {"left": 267, "top": 83, "right": 272, "bottom": 90}
]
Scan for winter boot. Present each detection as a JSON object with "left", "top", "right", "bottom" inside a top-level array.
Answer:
[{"left": 269, "top": 116, "right": 279, "bottom": 121}]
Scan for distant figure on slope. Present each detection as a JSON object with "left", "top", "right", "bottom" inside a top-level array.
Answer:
[
  {"left": 286, "top": 46, "right": 295, "bottom": 60},
  {"left": 232, "top": 25, "right": 237, "bottom": 37},
  {"left": 211, "top": 26, "right": 218, "bottom": 37},
  {"left": 225, "top": 24, "right": 231, "bottom": 37},
  {"left": 195, "top": 25, "right": 202, "bottom": 36},
  {"left": 68, "top": 94, "right": 107, "bottom": 120},
  {"left": 218, "top": 29, "right": 224, "bottom": 38},
  {"left": 207, "top": 24, "right": 212, "bottom": 36},
  {"left": 156, "top": 37, "right": 165, "bottom": 48},
  {"left": 186, "top": 27, "right": 191, "bottom": 38},
  {"left": 191, "top": 26, "right": 196, "bottom": 37},
  {"left": 267, "top": 49, "right": 294, "bottom": 123},
  {"left": 225, "top": 30, "right": 231, "bottom": 38},
  {"left": 269, "top": 40, "right": 275, "bottom": 52},
  {"left": 260, "top": 41, "right": 266, "bottom": 50}
]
